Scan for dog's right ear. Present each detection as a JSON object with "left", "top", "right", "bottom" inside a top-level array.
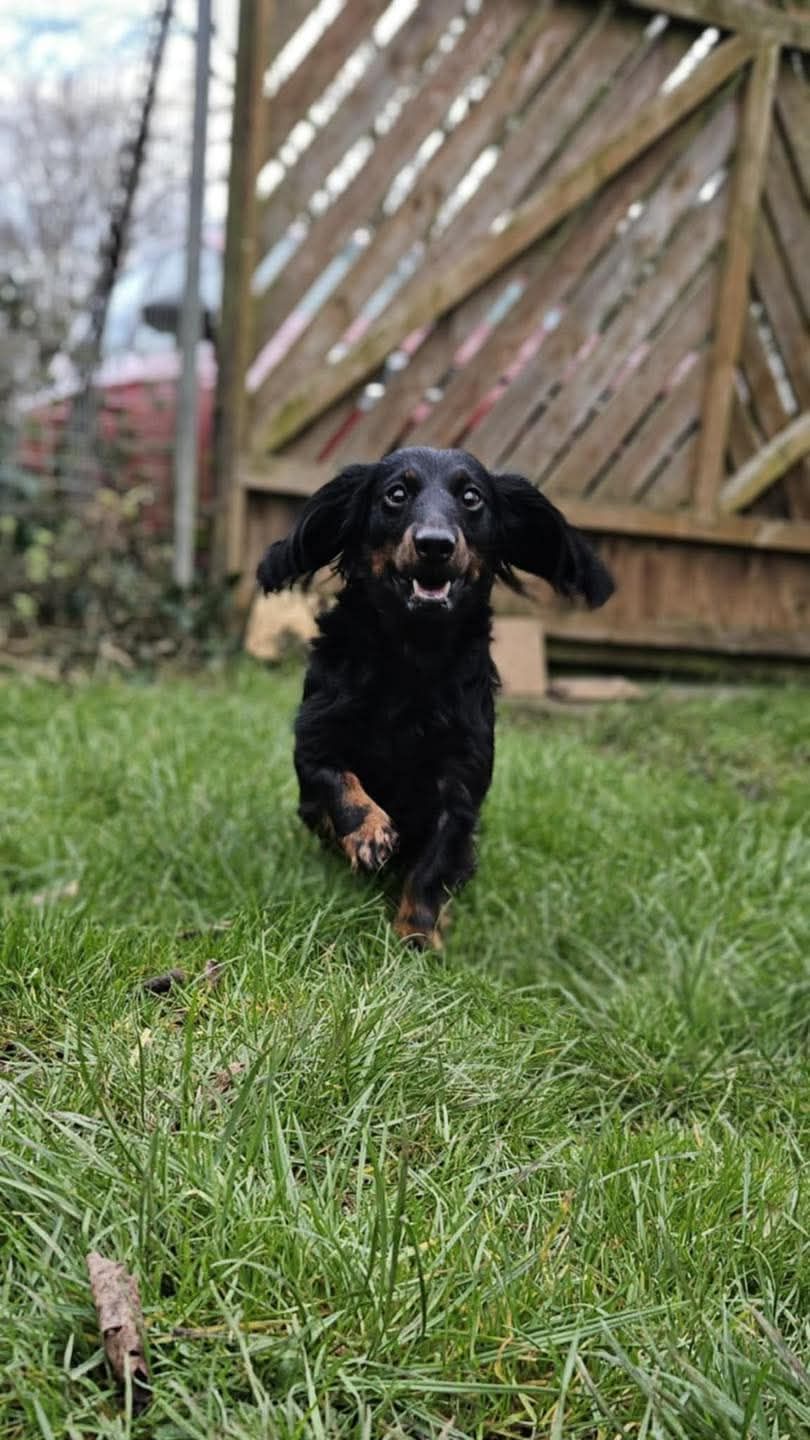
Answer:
[{"left": 256, "top": 463, "right": 376, "bottom": 591}]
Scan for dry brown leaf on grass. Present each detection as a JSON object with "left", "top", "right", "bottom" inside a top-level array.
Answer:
[
  {"left": 85, "top": 1252, "right": 151, "bottom": 1412},
  {"left": 211, "top": 1061, "right": 247, "bottom": 1092}
]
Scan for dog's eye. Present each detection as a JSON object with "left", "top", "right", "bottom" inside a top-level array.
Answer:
[
  {"left": 384, "top": 483, "right": 409, "bottom": 508},
  {"left": 461, "top": 486, "right": 483, "bottom": 511}
]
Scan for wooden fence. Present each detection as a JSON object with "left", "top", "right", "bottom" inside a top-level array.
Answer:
[{"left": 216, "top": 0, "right": 810, "bottom": 664}]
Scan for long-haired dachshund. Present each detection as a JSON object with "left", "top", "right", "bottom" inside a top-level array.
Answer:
[{"left": 257, "top": 447, "right": 614, "bottom": 948}]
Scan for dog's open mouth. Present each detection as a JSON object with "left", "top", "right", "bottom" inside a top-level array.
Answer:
[{"left": 411, "top": 578, "right": 451, "bottom": 605}]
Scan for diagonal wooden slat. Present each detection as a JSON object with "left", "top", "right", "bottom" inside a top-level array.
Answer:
[
  {"left": 468, "top": 98, "right": 735, "bottom": 470},
  {"left": 625, "top": 0, "right": 810, "bottom": 51},
  {"left": 776, "top": 61, "right": 810, "bottom": 204},
  {"left": 250, "top": 0, "right": 546, "bottom": 414},
  {"left": 404, "top": 25, "right": 695, "bottom": 450},
  {"left": 261, "top": 0, "right": 383, "bottom": 167},
  {"left": 252, "top": 34, "right": 754, "bottom": 455},
  {"left": 437, "top": 3, "right": 644, "bottom": 235},
  {"left": 552, "top": 273, "right": 713, "bottom": 498},
  {"left": 343, "top": 28, "right": 683, "bottom": 459},
  {"left": 505, "top": 189, "right": 726, "bottom": 482},
  {"left": 643, "top": 432, "right": 699, "bottom": 511},
  {"left": 727, "top": 383, "right": 761, "bottom": 471},
  {"left": 719, "top": 411, "right": 810, "bottom": 512},
  {"left": 618, "top": 354, "right": 707, "bottom": 506},
  {"left": 692, "top": 43, "right": 779, "bottom": 519},
  {"left": 738, "top": 309, "right": 810, "bottom": 515},
  {"left": 764, "top": 121, "right": 810, "bottom": 323},
  {"left": 259, "top": 0, "right": 463, "bottom": 254},
  {"left": 254, "top": 1, "right": 520, "bottom": 343},
  {"left": 752, "top": 210, "right": 810, "bottom": 412}
]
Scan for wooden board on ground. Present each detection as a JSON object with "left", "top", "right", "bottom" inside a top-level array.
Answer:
[
  {"left": 491, "top": 618, "right": 547, "bottom": 697},
  {"left": 244, "top": 591, "right": 320, "bottom": 661}
]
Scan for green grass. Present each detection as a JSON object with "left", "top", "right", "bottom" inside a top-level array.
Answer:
[{"left": 1, "top": 663, "right": 809, "bottom": 1439}]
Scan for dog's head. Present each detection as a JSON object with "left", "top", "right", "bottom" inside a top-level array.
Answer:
[{"left": 257, "top": 447, "right": 614, "bottom": 617}]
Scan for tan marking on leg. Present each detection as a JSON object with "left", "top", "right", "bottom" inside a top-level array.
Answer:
[
  {"left": 339, "top": 772, "right": 398, "bottom": 873},
  {"left": 393, "top": 886, "right": 443, "bottom": 950}
]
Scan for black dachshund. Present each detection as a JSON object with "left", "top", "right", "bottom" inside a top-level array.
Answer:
[{"left": 257, "top": 447, "right": 614, "bottom": 948}]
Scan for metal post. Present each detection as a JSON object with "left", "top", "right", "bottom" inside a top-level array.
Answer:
[{"left": 173, "top": 0, "right": 211, "bottom": 587}]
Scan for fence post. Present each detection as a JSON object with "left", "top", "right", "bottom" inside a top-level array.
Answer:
[
  {"left": 691, "top": 43, "right": 779, "bottom": 520},
  {"left": 212, "top": 0, "right": 273, "bottom": 580},
  {"left": 173, "top": 0, "right": 212, "bottom": 587}
]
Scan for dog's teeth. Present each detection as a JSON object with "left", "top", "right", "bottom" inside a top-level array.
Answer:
[{"left": 412, "top": 580, "right": 451, "bottom": 601}]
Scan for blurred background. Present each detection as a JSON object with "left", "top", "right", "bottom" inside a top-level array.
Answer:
[{"left": 1, "top": 0, "right": 808, "bottom": 679}]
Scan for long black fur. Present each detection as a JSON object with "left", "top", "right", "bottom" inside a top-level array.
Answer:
[{"left": 257, "top": 447, "right": 614, "bottom": 946}]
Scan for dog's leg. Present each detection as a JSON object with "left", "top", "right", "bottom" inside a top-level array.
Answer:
[
  {"left": 394, "top": 796, "right": 477, "bottom": 950},
  {"left": 298, "top": 765, "right": 398, "bottom": 873}
]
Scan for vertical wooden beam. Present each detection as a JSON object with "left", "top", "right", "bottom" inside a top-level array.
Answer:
[
  {"left": 212, "top": 0, "right": 273, "bottom": 576},
  {"left": 692, "top": 44, "right": 778, "bottom": 519}
]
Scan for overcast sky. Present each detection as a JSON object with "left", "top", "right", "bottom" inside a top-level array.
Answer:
[{"left": 0, "top": 0, "right": 237, "bottom": 224}]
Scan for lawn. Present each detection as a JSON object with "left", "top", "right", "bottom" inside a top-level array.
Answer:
[{"left": 1, "top": 664, "right": 808, "bottom": 1439}]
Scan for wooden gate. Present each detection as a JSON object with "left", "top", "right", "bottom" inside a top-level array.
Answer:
[{"left": 216, "top": 0, "right": 810, "bottom": 664}]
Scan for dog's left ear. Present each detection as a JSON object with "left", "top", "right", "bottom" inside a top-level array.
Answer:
[
  {"left": 256, "top": 463, "right": 376, "bottom": 592},
  {"left": 493, "top": 471, "right": 614, "bottom": 607}
]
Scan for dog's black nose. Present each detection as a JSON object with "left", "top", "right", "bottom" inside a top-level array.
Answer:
[{"left": 413, "top": 526, "right": 455, "bottom": 562}]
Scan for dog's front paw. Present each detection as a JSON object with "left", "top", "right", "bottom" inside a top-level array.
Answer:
[{"left": 341, "top": 807, "right": 398, "bottom": 872}]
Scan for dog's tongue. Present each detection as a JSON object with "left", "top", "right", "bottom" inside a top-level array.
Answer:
[{"left": 412, "top": 579, "right": 450, "bottom": 602}]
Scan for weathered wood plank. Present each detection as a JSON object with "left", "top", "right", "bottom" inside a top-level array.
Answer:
[
  {"left": 740, "top": 312, "right": 810, "bottom": 517},
  {"left": 255, "top": 1, "right": 516, "bottom": 343},
  {"left": 251, "top": 35, "right": 754, "bottom": 456},
  {"left": 538, "top": 610, "right": 810, "bottom": 660},
  {"left": 270, "top": 0, "right": 317, "bottom": 56},
  {"left": 433, "top": 3, "right": 644, "bottom": 245},
  {"left": 643, "top": 431, "right": 699, "bottom": 511},
  {"left": 764, "top": 122, "right": 810, "bottom": 322},
  {"left": 741, "top": 310, "right": 792, "bottom": 437},
  {"left": 776, "top": 61, "right": 810, "bottom": 203},
  {"left": 330, "top": 311, "right": 463, "bottom": 461},
  {"left": 260, "top": 0, "right": 463, "bottom": 253},
  {"left": 407, "top": 27, "right": 695, "bottom": 450},
  {"left": 628, "top": 359, "right": 706, "bottom": 506},
  {"left": 728, "top": 382, "right": 762, "bottom": 471},
  {"left": 261, "top": 0, "right": 382, "bottom": 167},
  {"left": 213, "top": 0, "right": 273, "bottom": 576},
  {"left": 718, "top": 411, "right": 810, "bottom": 512},
  {"left": 625, "top": 0, "right": 810, "bottom": 51},
  {"left": 436, "top": 97, "right": 737, "bottom": 469},
  {"left": 508, "top": 190, "right": 727, "bottom": 482},
  {"left": 692, "top": 44, "right": 779, "bottom": 519},
  {"left": 251, "top": 0, "right": 545, "bottom": 410},
  {"left": 239, "top": 460, "right": 810, "bottom": 554},
  {"left": 752, "top": 210, "right": 810, "bottom": 410},
  {"left": 550, "top": 273, "right": 713, "bottom": 498}
]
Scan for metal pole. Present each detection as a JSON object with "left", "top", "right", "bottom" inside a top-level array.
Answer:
[{"left": 173, "top": 0, "right": 211, "bottom": 587}]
